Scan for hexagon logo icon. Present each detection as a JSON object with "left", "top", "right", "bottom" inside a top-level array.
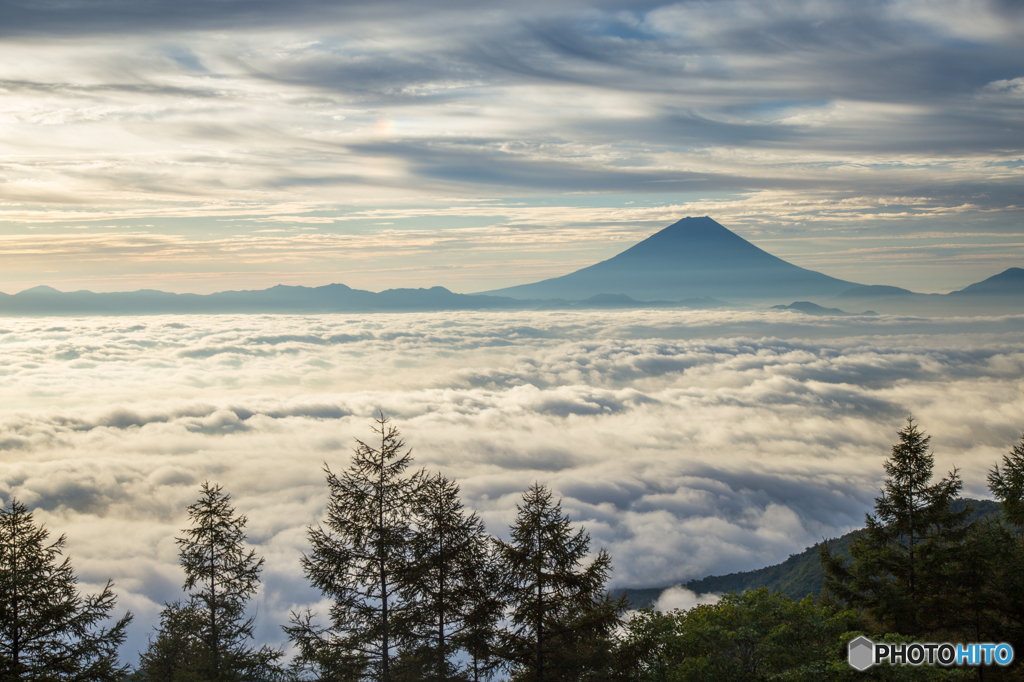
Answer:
[{"left": 848, "top": 636, "right": 875, "bottom": 671}]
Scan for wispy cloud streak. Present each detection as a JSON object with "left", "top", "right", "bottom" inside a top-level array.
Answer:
[{"left": 0, "top": 0, "right": 1021, "bottom": 291}]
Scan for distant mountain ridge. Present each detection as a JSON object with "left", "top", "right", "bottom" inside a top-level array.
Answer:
[
  {"left": 0, "top": 283, "right": 726, "bottom": 316},
  {"left": 831, "top": 268, "right": 1023, "bottom": 315},
  {"left": 2, "top": 217, "right": 1019, "bottom": 315},
  {"left": 481, "top": 217, "right": 859, "bottom": 301},
  {"left": 0, "top": 283, "right": 525, "bottom": 315}
]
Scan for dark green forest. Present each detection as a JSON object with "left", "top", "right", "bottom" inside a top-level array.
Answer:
[{"left": 2, "top": 415, "right": 1024, "bottom": 681}]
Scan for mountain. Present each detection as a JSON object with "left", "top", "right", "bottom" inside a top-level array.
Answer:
[
  {"left": 481, "top": 217, "right": 858, "bottom": 302},
  {"left": 771, "top": 301, "right": 877, "bottom": 316},
  {"left": 0, "top": 283, "right": 530, "bottom": 316},
  {"left": 949, "top": 267, "right": 1024, "bottom": 296},
  {"left": 618, "top": 498, "right": 1001, "bottom": 609},
  {"left": 3, "top": 222, "right": 1019, "bottom": 315},
  {"left": 836, "top": 285, "right": 915, "bottom": 298},
  {"left": 831, "top": 269, "right": 1023, "bottom": 316}
]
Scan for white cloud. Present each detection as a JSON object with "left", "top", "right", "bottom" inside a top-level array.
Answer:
[
  {"left": 0, "top": 309, "right": 1022, "bottom": 659},
  {"left": 654, "top": 586, "right": 721, "bottom": 613}
]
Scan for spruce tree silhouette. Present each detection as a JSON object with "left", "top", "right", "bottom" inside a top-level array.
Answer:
[
  {"left": 138, "top": 482, "right": 281, "bottom": 682},
  {"left": 397, "top": 473, "right": 499, "bottom": 681},
  {"left": 0, "top": 499, "right": 132, "bottom": 681},
  {"left": 287, "top": 413, "right": 426, "bottom": 682},
  {"left": 822, "top": 418, "right": 969, "bottom": 637},
  {"left": 497, "top": 483, "right": 624, "bottom": 682}
]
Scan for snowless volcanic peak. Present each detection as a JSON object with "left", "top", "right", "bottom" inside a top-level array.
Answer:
[{"left": 483, "top": 217, "right": 858, "bottom": 302}]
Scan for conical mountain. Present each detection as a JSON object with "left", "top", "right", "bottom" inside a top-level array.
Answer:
[{"left": 481, "top": 217, "right": 857, "bottom": 301}]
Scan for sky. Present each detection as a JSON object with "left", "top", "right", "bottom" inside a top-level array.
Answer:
[
  {"left": 2, "top": 1, "right": 1023, "bottom": 668},
  {"left": 0, "top": 0, "right": 1022, "bottom": 294},
  {"left": 2, "top": 309, "right": 1022, "bottom": 658}
]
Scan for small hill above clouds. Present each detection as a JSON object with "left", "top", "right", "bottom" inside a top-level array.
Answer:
[
  {"left": 480, "top": 217, "right": 859, "bottom": 302},
  {"left": 771, "top": 301, "right": 877, "bottom": 316}
]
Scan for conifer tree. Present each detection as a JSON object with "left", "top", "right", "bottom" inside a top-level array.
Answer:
[
  {"left": 988, "top": 434, "right": 1024, "bottom": 529},
  {"left": 497, "top": 483, "right": 625, "bottom": 682},
  {"left": 135, "top": 601, "right": 203, "bottom": 681},
  {"left": 0, "top": 498, "right": 132, "bottom": 681},
  {"left": 139, "top": 482, "right": 280, "bottom": 682},
  {"left": 942, "top": 518, "right": 1016, "bottom": 648},
  {"left": 397, "top": 473, "right": 498, "bottom": 682},
  {"left": 821, "top": 418, "right": 969, "bottom": 637},
  {"left": 985, "top": 434, "right": 1024, "bottom": 660},
  {"left": 286, "top": 413, "right": 425, "bottom": 682},
  {"left": 458, "top": 550, "right": 505, "bottom": 682}
]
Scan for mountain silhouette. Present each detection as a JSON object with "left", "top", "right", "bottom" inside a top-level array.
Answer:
[
  {"left": 949, "top": 267, "right": 1024, "bottom": 296},
  {"left": 0, "top": 284, "right": 527, "bottom": 315},
  {"left": 836, "top": 284, "right": 915, "bottom": 298},
  {"left": 481, "top": 217, "right": 857, "bottom": 301},
  {"left": 1, "top": 220, "right": 1018, "bottom": 315}
]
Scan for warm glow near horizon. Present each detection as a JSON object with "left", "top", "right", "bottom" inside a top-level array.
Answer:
[{"left": 0, "top": 0, "right": 1021, "bottom": 294}]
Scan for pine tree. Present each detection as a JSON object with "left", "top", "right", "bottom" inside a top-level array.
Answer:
[
  {"left": 989, "top": 434, "right": 1024, "bottom": 529},
  {"left": 286, "top": 413, "right": 425, "bottom": 682},
  {"left": 458, "top": 549, "right": 504, "bottom": 682},
  {"left": 497, "top": 483, "right": 625, "bottom": 682},
  {"left": 821, "top": 418, "right": 969, "bottom": 637},
  {"left": 942, "top": 519, "right": 1016, "bottom": 649},
  {"left": 0, "top": 498, "right": 132, "bottom": 681},
  {"left": 135, "top": 601, "right": 204, "bottom": 681},
  {"left": 397, "top": 473, "right": 498, "bottom": 682},
  {"left": 138, "top": 482, "right": 280, "bottom": 682},
  {"left": 986, "top": 434, "right": 1024, "bottom": 665}
]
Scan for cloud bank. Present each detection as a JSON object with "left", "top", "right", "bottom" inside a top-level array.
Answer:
[
  {"left": 1, "top": 309, "right": 1022, "bottom": 659},
  {"left": 0, "top": 0, "right": 1021, "bottom": 292}
]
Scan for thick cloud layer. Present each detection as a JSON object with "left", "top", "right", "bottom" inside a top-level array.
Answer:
[{"left": 1, "top": 309, "right": 1022, "bottom": 659}]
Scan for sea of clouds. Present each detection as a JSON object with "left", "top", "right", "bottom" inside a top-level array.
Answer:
[{"left": 1, "top": 308, "right": 1023, "bottom": 659}]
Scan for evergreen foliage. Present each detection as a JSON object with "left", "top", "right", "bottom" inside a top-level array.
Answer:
[
  {"left": 942, "top": 518, "right": 1015, "bottom": 646},
  {"left": 614, "top": 591, "right": 978, "bottom": 681},
  {"left": 617, "top": 589, "right": 857, "bottom": 681},
  {"left": 821, "top": 418, "right": 969, "bottom": 637},
  {"left": 496, "top": 483, "right": 625, "bottom": 682},
  {"left": 989, "top": 434, "right": 1024, "bottom": 529},
  {"left": 396, "top": 473, "right": 499, "bottom": 682},
  {"left": 137, "top": 482, "right": 282, "bottom": 682},
  {"left": 135, "top": 602, "right": 203, "bottom": 681},
  {"left": 0, "top": 498, "right": 132, "bottom": 681},
  {"left": 986, "top": 434, "right": 1024, "bottom": 670},
  {"left": 454, "top": 529, "right": 504, "bottom": 682},
  {"left": 286, "top": 413, "right": 426, "bottom": 682}
]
